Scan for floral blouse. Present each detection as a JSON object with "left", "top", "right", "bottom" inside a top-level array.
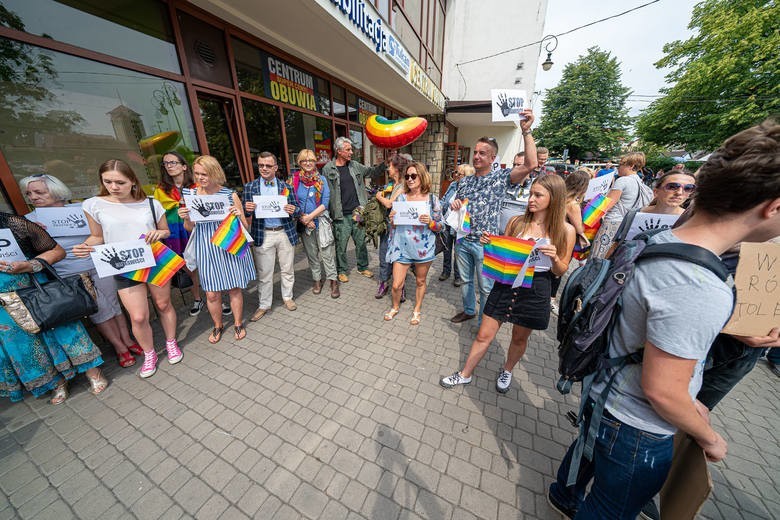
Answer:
[{"left": 386, "top": 194, "right": 443, "bottom": 263}]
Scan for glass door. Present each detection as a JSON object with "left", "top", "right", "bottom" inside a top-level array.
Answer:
[{"left": 196, "top": 93, "right": 246, "bottom": 191}]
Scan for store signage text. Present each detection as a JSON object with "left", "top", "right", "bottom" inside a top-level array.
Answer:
[
  {"left": 385, "top": 33, "right": 410, "bottom": 74},
  {"left": 408, "top": 61, "right": 446, "bottom": 111},
  {"left": 262, "top": 53, "right": 321, "bottom": 112},
  {"left": 330, "top": 0, "right": 386, "bottom": 52},
  {"left": 358, "top": 98, "right": 377, "bottom": 125}
]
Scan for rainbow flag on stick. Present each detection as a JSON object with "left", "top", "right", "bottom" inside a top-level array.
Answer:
[
  {"left": 211, "top": 213, "right": 249, "bottom": 257},
  {"left": 462, "top": 199, "right": 472, "bottom": 234},
  {"left": 482, "top": 236, "right": 536, "bottom": 285},
  {"left": 121, "top": 238, "right": 185, "bottom": 287},
  {"left": 582, "top": 193, "right": 611, "bottom": 227}
]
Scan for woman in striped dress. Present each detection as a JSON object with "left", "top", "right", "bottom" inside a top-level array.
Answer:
[{"left": 179, "top": 156, "right": 255, "bottom": 343}]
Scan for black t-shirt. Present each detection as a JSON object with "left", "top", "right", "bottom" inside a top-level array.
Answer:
[{"left": 338, "top": 164, "right": 360, "bottom": 215}]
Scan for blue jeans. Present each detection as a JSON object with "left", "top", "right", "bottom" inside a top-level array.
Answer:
[
  {"left": 440, "top": 230, "right": 460, "bottom": 279},
  {"left": 455, "top": 239, "right": 494, "bottom": 316},
  {"left": 549, "top": 401, "right": 674, "bottom": 519},
  {"left": 378, "top": 230, "right": 391, "bottom": 282},
  {"left": 697, "top": 333, "right": 765, "bottom": 410},
  {"left": 768, "top": 347, "right": 780, "bottom": 364}
]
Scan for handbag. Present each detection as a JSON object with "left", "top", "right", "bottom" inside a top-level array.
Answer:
[
  {"left": 0, "top": 259, "right": 98, "bottom": 334},
  {"left": 318, "top": 211, "right": 334, "bottom": 248}
]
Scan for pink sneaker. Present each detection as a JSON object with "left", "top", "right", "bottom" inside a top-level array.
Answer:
[
  {"left": 139, "top": 350, "right": 158, "bottom": 378},
  {"left": 166, "top": 339, "right": 183, "bottom": 364}
]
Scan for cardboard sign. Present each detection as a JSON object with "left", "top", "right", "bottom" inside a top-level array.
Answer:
[
  {"left": 0, "top": 229, "right": 26, "bottom": 262},
  {"left": 659, "top": 432, "right": 712, "bottom": 520},
  {"left": 625, "top": 212, "right": 681, "bottom": 241},
  {"left": 31, "top": 207, "right": 89, "bottom": 237},
  {"left": 491, "top": 89, "right": 527, "bottom": 122},
  {"left": 182, "top": 193, "right": 232, "bottom": 222},
  {"left": 584, "top": 175, "right": 613, "bottom": 201},
  {"left": 392, "top": 201, "right": 430, "bottom": 225},
  {"left": 90, "top": 239, "right": 155, "bottom": 278},
  {"left": 253, "top": 195, "right": 288, "bottom": 219},
  {"left": 722, "top": 242, "right": 780, "bottom": 336}
]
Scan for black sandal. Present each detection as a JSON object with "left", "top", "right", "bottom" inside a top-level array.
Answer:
[
  {"left": 234, "top": 324, "right": 246, "bottom": 341},
  {"left": 208, "top": 326, "right": 224, "bottom": 344}
]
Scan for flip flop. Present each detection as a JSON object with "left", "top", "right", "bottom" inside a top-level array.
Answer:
[
  {"left": 234, "top": 324, "right": 246, "bottom": 341},
  {"left": 208, "top": 326, "right": 224, "bottom": 344}
]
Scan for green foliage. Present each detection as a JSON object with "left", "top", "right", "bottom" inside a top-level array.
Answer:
[
  {"left": 536, "top": 47, "right": 632, "bottom": 161},
  {"left": 636, "top": 0, "right": 780, "bottom": 150}
]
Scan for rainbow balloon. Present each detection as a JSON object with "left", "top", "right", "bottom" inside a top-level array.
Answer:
[
  {"left": 482, "top": 236, "right": 535, "bottom": 285},
  {"left": 364, "top": 115, "right": 428, "bottom": 148},
  {"left": 211, "top": 214, "right": 249, "bottom": 257},
  {"left": 121, "top": 239, "right": 185, "bottom": 287},
  {"left": 582, "top": 193, "right": 611, "bottom": 227}
]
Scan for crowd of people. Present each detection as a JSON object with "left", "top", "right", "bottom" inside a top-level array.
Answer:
[{"left": 1, "top": 110, "right": 778, "bottom": 520}]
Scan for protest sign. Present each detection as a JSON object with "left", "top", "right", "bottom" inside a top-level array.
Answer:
[
  {"left": 32, "top": 207, "right": 89, "bottom": 237},
  {"left": 182, "top": 193, "right": 232, "bottom": 222},
  {"left": 0, "top": 229, "right": 25, "bottom": 262},
  {"left": 392, "top": 201, "right": 430, "bottom": 225},
  {"left": 90, "top": 239, "right": 155, "bottom": 278},
  {"left": 722, "top": 242, "right": 780, "bottom": 336},
  {"left": 584, "top": 175, "right": 613, "bottom": 201},
  {"left": 659, "top": 433, "right": 712, "bottom": 520},
  {"left": 625, "top": 212, "right": 681, "bottom": 241},
  {"left": 253, "top": 195, "right": 288, "bottom": 219},
  {"left": 491, "top": 89, "right": 527, "bottom": 122}
]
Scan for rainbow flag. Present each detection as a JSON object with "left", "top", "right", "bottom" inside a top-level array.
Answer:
[
  {"left": 516, "top": 264, "right": 535, "bottom": 288},
  {"left": 482, "top": 236, "right": 536, "bottom": 285},
  {"left": 462, "top": 202, "right": 472, "bottom": 234},
  {"left": 582, "top": 193, "right": 610, "bottom": 227},
  {"left": 573, "top": 222, "right": 601, "bottom": 260},
  {"left": 211, "top": 213, "right": 249, "bottom": 256},
  {"left": 121, "top": 239, "right": 185, "bottom": 287},
  {"left": 281, "top": 186, "right": 290, "bottom": 198}
]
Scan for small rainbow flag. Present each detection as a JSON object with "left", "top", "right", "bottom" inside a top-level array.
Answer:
[
  {"left": 482, "top": 236, "right": 536, "bottom": 285},
  {"left": 121, "top": 238, "right": 185, "bottom": 287},
  {"left": 211, "top": 213, "right": 249, "bottom": 256},
  {"left": 461, "top": 199, "right": 472, "bottom": 234},
  {"left": 573, "top": 223, "right": 601, "bottom": 260},
  {"left": 281, "top": 186, "right": 290, "bottom": 198},
  {"left": 582, "top": 193, "right": 610, "bottom": 227},
  {"left": 516, "top": 264, "right": 535, "bottom": 288}
]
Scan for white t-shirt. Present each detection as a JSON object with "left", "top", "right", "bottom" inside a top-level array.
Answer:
[
  {"left": 26, "top": 204, "right": 92, "bottom": 276},
  {"left": 82, "top": 197, "right": 164, "bottom": 244}
]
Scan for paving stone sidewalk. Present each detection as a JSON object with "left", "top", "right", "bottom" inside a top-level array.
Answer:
[{"left": 1, "top": 247, "right": 777, "bottom": 519}]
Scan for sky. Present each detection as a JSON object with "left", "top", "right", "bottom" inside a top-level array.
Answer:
[{"left": 533, "top": 0, "right": 699, "bottom": 122}]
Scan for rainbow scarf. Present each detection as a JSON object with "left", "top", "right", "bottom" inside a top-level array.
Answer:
[
  {"left": 482, "top": 236, "right": 536, "bottom": 285},
  {"left": 582, "top": 193, "right": 610, "bottom": 227},
  {"left": 293, "top": 172, "right": 323, "bottom": 207},
  {"left": 211, "top": 213, "right": 249, "bottom": 256},
  {"left": 121, "top": 239, "right": 185, "bottom": 287}
]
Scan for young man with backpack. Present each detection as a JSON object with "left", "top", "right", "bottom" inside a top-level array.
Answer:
[{"left": 547, "top": 120, "right": 780, "bottom": 519}]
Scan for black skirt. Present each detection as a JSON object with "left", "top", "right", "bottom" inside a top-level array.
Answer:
[{"left": 483, "top": 271, "right": 552, "bottom": 329}]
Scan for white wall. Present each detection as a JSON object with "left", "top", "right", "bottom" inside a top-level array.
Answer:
[{"left": 442, "top": 0, "right": 548, "bottom": 102}]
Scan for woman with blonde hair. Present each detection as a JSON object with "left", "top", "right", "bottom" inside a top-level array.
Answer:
[
  {"left": 74, "top": 159, "right": 180, "bottom": 379},
  {"left": 292, "top": 149, "right": 338, "bottom": 297},
  {"left": 383, "top": 162, "right": 444, "bottom": 325},
  {"left": 179, "top": 155, "right": 255, "bottom": 344},
  {"left": 441, "top": 174, "right": 575, "bottom": 393}
]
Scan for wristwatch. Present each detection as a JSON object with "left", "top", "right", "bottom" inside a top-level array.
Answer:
[{"left": 29, "top": 259, "right": 43, "bottom": 273}]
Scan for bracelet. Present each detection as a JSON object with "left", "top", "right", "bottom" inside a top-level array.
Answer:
[
  {"left": 28, "top": 259, "right": 43, "bottom": 273},
  {"left": 522, "top": 130, "right": 532, "bottom": 136}
]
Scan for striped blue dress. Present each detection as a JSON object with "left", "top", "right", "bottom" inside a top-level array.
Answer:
[{"left": 185, "top": 187, "right": 256, "bottom": 291}]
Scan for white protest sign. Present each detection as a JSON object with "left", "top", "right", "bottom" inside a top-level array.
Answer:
[
  {"left": 253, "top": 195, "right": 288, "bottom": 219},
  {"left": 512, "top": 238, "right": 550, "bottom": 288},
  {"left": 446, "top": 204, "right": 470, "bottom": 240},
  {"left": 90, "top": 239, "right": 155, "bottom": 278},
  {"left": 722, "top": 242, "right": 780, "bottom": 337},
  {"left": 0, "top": 229, "right": 26, "bottom": 262},
  {"left": 31, "top": 207, "right": 89, "bottom": 237},
  {"left": 183, "top": 193, "right": 232, "bottom": 222},
  {"left": 625, "top": 212, "right": 680, "bottom": 240},
  {"left": 491, "top": 89, "right": 528, "bottom": 122},
  {"left": 584, "top": 175, "right": 613, "bottom": 201},
  {"left": 491, "top": 154, "right": 503, "bottom": 173},
  {"left": 392, "top": 201, "right": 430, "bottom": 226}
]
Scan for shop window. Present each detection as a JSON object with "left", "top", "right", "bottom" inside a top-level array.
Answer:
[
  {"left": 358, "top": 98, "right": 378, "bottom": 126},
  {"left": 283, "top": 110, "right": 333, "bottom": 170},
  {"left": 232, "top": 37, "right": 265, "bottom": 97},
  {"left": 393, "top": 9, "right": 420, "bottom": 61},
  {"left": 376, "top": 0, "right": 390, "bottom": 21},
  {"left": 0, "top": 39, "right": 198, "bottom": 199},
  {"left": 403, "top": 0, "right": 422, "bottom": 33},
  {"left": 332, "top": 85, "right": 347, "bottom": 120},
  {"left": 347, "top": 92, "right": 359, "bottom": 123},
  {"left": 241, "top": 98, "right": 285, "bottom": 179},
  {"left": 1, "top": 0, "right": 180, "bottom": 73},
  {"left": 349, "top": 126, "right": 364, "bottom": 164},
  {"left": 433, "top": 2, "right": 444, "bottom": 67},
  {"left": 177, "top": 11, "right": 232, "bottom": 87}
]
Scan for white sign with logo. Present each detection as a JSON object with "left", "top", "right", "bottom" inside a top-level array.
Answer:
[
  {"left": 0, "top": 229, "right": 26, "bottom": 262},
  {"left": 584, "top": 175, "right": 614, "bottom": 201},
  {"left": 32, "top": 207, "right": 89, "bottom": 237},
  {"left": 625, "top": 212, "right": 681, "bottom": 241},
  {"left": 512, "top": 238, "right": 551, "bottom": 288},
  {"left": 491, "top": 154, "right": 503, "bottom": 173},
  {"left": 90, "top": 239, "right": 155, "bottom": 278},
  {"left": 253, "top": 195, "right": 288, "bottom": 219},
  {"left": 392, "top": 201, "right": 430, "bottom": 226},
  {"left": 491, "top": 89, "right": 528, "bottom": 122},
  {"left": 182, "top": 193, "right": 232, "bottom": 222}
]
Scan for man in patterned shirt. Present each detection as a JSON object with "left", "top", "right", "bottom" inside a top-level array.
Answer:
[{"left": 449, "top": 109, "right": 538, "bottom": 323}]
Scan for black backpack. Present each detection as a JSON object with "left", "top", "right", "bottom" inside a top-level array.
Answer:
[{"left": 554, "top": 229, "right": 731, "bottom": 485}]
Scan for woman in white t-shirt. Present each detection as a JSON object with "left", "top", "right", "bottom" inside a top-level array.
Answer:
[{"left": 74, "top": 159, "right": 181, "bottom": 379}]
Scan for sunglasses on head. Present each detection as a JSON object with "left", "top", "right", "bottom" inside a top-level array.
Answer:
[
  {"left": 405, "top": 173, "right": 418, "bottom": 181},
  {"left": 662, "top": 182, "right": 696, "bottom": 193}
]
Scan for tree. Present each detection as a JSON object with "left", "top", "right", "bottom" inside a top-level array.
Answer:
[
  {"left": 536, "top": 47, "right": 632, "bottom": 162},
  {"left": 636, "top": 0, "right": 779, "bottom": 151}
]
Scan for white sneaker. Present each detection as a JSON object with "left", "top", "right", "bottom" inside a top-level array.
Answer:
[
  {"left": 222, "top": 302, "right": 232, "bottom": 316},
  {"left": 440, "top": 372, "right": 472, "bottom": 388},
  {"left": 550, "top": 299, "right": 559, "bottom": 316},
  {"left": 496, "top": 370, "right": 512, "bottom": 393},
  {"left": 189, "top": 299, "right": 204, "bottom": 316}
]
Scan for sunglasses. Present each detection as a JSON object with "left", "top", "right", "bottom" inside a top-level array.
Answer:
[
  {"left": 405, "top": 173, "right": 418, "bottom": 181},
  {"left": 662, "top": 182, "right": 696, "bottom": 193}
]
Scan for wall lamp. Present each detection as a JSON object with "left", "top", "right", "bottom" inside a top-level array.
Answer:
[{"left": 540, "top": 35, "right": 559, "bottom": 71}]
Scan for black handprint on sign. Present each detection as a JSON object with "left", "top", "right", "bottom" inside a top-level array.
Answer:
[
  {"left": 408, "top": 208, "right": 419, "bottom": 220},
  {"left": 638, "top": 218, "right": 667, "bottom": 233},
  {"left": 496, "top": 92, "right": 511, "bottom": 117},
  {"left": 68, "top": 214, "right": 87, "bottom": 228},
  {"left": 268, "top": 201, "right": 281, "bottom": 212},
  {"left": 100, "top": 248, "right": 126, "bottom": 270},
  {"left": 191, "top": 199, "right": 211, "bottom": 217}
]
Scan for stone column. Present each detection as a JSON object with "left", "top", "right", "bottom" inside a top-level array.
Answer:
[{"left": 411, "top": 114, "right": 447, "bottom": 196}]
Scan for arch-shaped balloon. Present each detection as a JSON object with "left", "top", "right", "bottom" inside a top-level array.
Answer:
[{"left": 364, "top": 115, "right": 428, "bottom": 149}]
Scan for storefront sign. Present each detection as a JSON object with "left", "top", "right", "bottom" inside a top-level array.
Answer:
[
  {"left": 358, "top": 98, "right": 377, "bottom": 125},
  {"left": 329, "top": 0, "right": 387, "bottom": 53},
  {"left": 409, "top": 61, "right": 446, "bottom": 111},
  {"left": 262, "top": 53, "right": 321, "bottom": 112},
  {"left": 385, "top": 33, "right": 410, "bottom": 74}
]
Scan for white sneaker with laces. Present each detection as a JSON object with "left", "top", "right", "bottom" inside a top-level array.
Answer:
[
  {"left": 440, "top": 372, "right": 472, "bottom": 388},
  {"left": 496, "top": 370, "right": 512, "bottom": 393}
]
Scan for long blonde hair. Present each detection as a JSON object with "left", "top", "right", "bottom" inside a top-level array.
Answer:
[{"left": 505, "top": 174, "right": 568, "bottom": 256}]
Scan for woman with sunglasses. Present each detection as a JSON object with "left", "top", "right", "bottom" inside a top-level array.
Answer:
[
  {"left": 384, "top": 163, "right": 443, "bottom": 325},
  {"left": 374, "top": 153, "right": 410, "bottom": 299},
  {"left": 645, "top": 171, "right": 696, "bottom": 215}
]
